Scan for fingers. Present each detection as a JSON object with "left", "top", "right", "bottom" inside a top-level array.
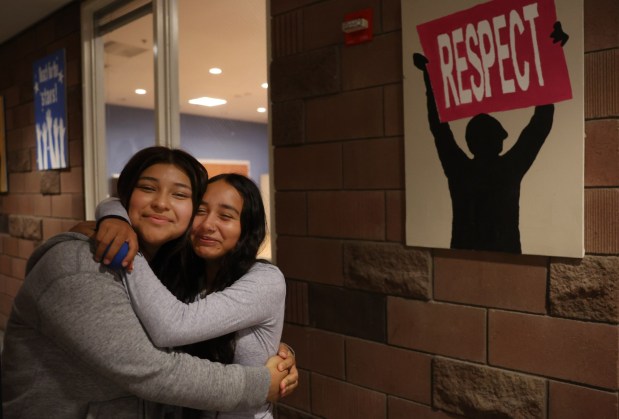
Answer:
[{"left": 279, "top": 372, "right": 299, "bottom": 398}]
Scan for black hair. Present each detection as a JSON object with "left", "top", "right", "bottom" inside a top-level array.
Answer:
[
  {"left": 179, "top": 174, "right": 268, "bottom": 363},
  {"left": 116, "top": 146, "right": 208, "bottom": 287}
]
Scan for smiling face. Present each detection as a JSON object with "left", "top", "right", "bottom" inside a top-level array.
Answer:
[
  {"left": 190, "top": 179, "right": 244, "bottom": 263},
  {"left": 127, "top": 163, "right": 194, "bottom": 259}
]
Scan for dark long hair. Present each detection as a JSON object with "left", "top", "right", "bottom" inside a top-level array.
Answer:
[
  {"left": 178, "top": 173, "right": 269, "bottom": 362},
  {"left": 116, "top": 146, "right": 208, "bottom": 286}
]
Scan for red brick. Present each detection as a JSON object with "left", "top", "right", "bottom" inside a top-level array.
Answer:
[
  {"left": 280, "top": 324, "right": 346, "bottom": 379},
  {"left": 8, "top": 172, "right": 26, "bottom": 193},
  {"left": 585, "top": 50, "right": 619, "bottom": 119},
  {"left": 585, "top": 189, "right": 619, "bottom": 254},
  {"left": 2, "top": 236, "right": 19, "bottom": 257},
  {"left": 281, "top": 324, "right": 310, "bottom": 369},
  {"left": 17, "top": 238, "right": 35, "bottom": 259},
  {"left": 306, "top": 88, "right": 384, "bottom": 142},
  {"left": 382, "top": 0, "right": 401, "bottom": 32},
  {"left": 308, "top": 329, "right": 345, "bottom": 379},
  {"left": 11, "top": 257, "right": 26, "bottom": 280},
  {"left": 279, "top": 369, "right": 311, "bottom": 412},
  {"left": 343, "top": 137, "right": 403, "bottom": 189},
  {"left": 585, "top": 120, "right": 619, "bottom": 187},
  {"left": 489, "top": 310, "right": 619, "bottom": 389},
  {"left": 277, "top": 236, "right": 343, "bottom": 285},
  {"left": 284, "top": 279, "right": 309, "bottom": 325},
  {"left": 311, "top": 374, "right": 386, "bottom": 419},
  {"left": 42, "top": 217, "right": 63, "bottom": 240},
  {"left": 274, "top": 143, "right": 342, "bottom": 190},
  {"left": 275, "top": 192, "right": 307, "bottom": 235},
  {"left": 5, "top": 276, "right": 23, "bottom": 298},
  {"left": 270, "top": 0, "right": 316, "bottom": 15},
  {"left": 385, "top": 190, "right": 404, "bottom": 242},
  {"left": 434, "top": 250, "right": 547, "bottom": 313},
  {"left": 584, "top": 0, "right": 619, "bottom": 52},
  {"left": 346, "top": 337, "right": 431, "bottom": 403},
  {"left": 388, "top": 397, "right": 453, "bottom": 419},
  {"left": 388, "top": 298, "right": 486, "bottom": 362},
  {"left": 60, "top": 166, "right": 84, "bottom": 193},
  {"left": 308, "top": 191, "right": 385, "bottom": 240},
  {"left": 384, "top": 83, "right": 403, "bottom": 137},
  {"left": 549, "top": 381, "right": 619, "bottom": 419},
  {"left": 342, "top": 32, "right": 402, "bottom": 90}
]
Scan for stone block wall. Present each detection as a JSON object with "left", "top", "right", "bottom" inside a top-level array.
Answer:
[
  {"left": 270, "top": 0, "right": 619, "bottom": 418},
  {"left": 0, "top": 2, "right": 84, "bottom": 329}
]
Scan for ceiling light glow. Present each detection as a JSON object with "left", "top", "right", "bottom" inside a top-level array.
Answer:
[
  {"left": 257, "top": 107, "right": 267, "bottom": 113},
  {"left": 189, "top": 97, "right": 227, "bottom": 107},
  {"left": 135, "top": 88, "right": 147, "bottom": 95},
  {"left": 261, "top": 82, "right": 268, "bottom": 89},
  {"left": 209, "top": 68, "right": 223, "bottom": 75}
]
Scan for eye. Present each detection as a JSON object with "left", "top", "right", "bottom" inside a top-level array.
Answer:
[
  {"left": 136, "top": 183, "right": 156, "bottom": 192},
  {"left": 173, "top": 191, "right": 191, "bottom": 199}
]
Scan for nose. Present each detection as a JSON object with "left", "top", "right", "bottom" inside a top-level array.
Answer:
[
  {"left": 151, "top": 192, "right": 170, "bottom": 211},
  {"left": 196, "top": 213, "right": 216, "bottom": 233}
]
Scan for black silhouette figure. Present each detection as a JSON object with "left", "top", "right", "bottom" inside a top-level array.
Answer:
[{"left": 413, "top": 53, "right": 555, "bottom": 253}]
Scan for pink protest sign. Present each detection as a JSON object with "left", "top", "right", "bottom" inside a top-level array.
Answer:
[{"left": 416, "top": 0, "right": 572, "bottom": 122}]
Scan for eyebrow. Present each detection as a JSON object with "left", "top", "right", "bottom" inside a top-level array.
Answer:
[
  {"left": 138, "top": 176, "right": 192, "bottom": 190},
  {"left": 199, "top": 201, "right": 241, "bottom": 216}
]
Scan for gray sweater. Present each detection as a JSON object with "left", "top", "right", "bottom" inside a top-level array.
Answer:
[
  {"left": 98, "top": 198, "right": 286, "bottom": 418},
  {"left": 1, "top": 232, "right": 270, "bottom": 418},
  {"left": 125, "top": 259, "right": 286, "bottom": 419}
]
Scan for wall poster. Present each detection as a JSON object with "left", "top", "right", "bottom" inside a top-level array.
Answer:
[
  {"left": 33, "top": 49, "right": 68, "bottom": 170},
  {"left": 402, "top": 0, "right": 584, "bottom": 258}
]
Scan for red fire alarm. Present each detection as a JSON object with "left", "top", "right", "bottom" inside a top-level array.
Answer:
[{"left": 343, "top": 8, "right": 373, "bottom": 46}]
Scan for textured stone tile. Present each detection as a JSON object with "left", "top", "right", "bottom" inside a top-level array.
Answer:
[
  {"left": 8, "top": 215, "right": 42, "bottom": 240},
  {"left": 41, "top": 171, "right": 60, "bottom": 194},
  {"left": 550, "top": 255, "right": 619, "bottom": 323},
  {"left": 433, "top": 357, "right": 546, "bottom": 419},
  {"left": 344, "top": 241, "right": 430, "bottom": 299}
]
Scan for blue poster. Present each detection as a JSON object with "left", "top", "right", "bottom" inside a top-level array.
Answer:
[{"left": 33, "top": 49, "right": 68, "bottom": 170}]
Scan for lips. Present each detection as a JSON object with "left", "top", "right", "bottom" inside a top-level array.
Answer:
[
  {"left": 144, "top": 214, "right": 172, "bottom": 224},
  {"left": 195, "top": 235, "right": 219, "bottom": 246}
]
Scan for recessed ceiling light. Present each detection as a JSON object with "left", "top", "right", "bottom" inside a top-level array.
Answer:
[
  {"left": 261, "top": 82, "right": 268, "bottom": 89},
  {"left": 188, "top": 97, "right": 227, "bottom": 107},
  {"left": 209, "top": 68, "right": 222, "bottom": 75},
  {"left": 257, "top": 107, "right": 267, "bottom": 113},
  {"left": 135, "top": 88, "right": 147, "bottom": 95}
]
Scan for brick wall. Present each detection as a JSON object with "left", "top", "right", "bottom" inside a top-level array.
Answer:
[
  {"left": 271, "top": 0, "right": 619, "bottom": 418},
  {"left": 0, "top": 2, "right": 84, "bottom": 329}
]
